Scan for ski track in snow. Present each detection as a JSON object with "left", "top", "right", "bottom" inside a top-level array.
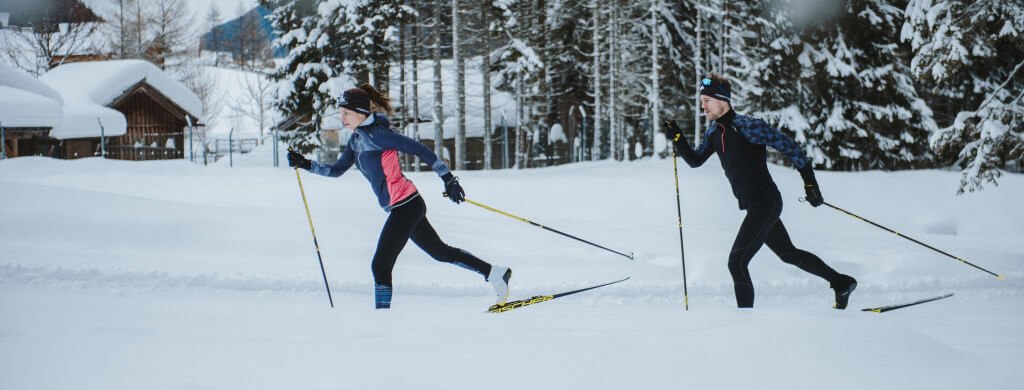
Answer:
[{"left": 2, "top": 263, "right": 1020, "bottom": 304}]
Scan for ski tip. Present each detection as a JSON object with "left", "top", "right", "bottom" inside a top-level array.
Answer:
[
  {"left": 997, "top": 274, "right": 1006, "bottom": 281},
  {"left": 861, "top": 308, "right": 882, "bottom": 313}
]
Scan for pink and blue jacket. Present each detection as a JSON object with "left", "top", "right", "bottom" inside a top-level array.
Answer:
[{"left": 309, "top": 113, "right": 451, "bottom": 211}]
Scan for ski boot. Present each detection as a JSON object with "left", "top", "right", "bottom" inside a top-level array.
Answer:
[
  {"left": 831, "top": 274, "right": 857, "bottom": 310},
  {"left": 488, "top": 265, "right": 512, "bottom": 305}
]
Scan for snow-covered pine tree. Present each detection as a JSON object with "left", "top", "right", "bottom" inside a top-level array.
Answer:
[
  {"left": 743, "top": 0, "right": 806, "bottom": 146},
  {"left": 333, "top": 0, "right": 411, "bottom": 89},
  {"left": 743, "top": 0, "right": 935, "bottom": 171},
  {"left": 649, "top": 0, "right": 692, "bottom": 157},
  {"left": 491, "top": 0, "right": 543, "bottom": 168},
  {"left": 474, "top": 0, "right": 514, "bottom": 169},
  {"left": 537, "top": 0, "right": 591, "bottom": 165},
  {"left": 268, "top": 0, "right": 332, "bottom": 152},
  {"left": 612, "top": 0, "right": 655, "bottom": 160},
  {"left": 657, "top": 1, "right": 700, "bottom": 145},
  {"left": 903, "top": 0, "right": 1024, "bottom": 192},
  {"left": 794, "top": 0, "right": 937, "bottom": 170}
]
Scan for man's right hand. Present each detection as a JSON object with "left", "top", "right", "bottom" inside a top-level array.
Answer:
[
  {"left": 664, "top": 119, "right": 690, "bottom": 155},
  {"left": 287, "top": 150, "right": 312, "bottom": 170},
  {"left": 663, "top": 119, "right": 683, "bottom": 143}
]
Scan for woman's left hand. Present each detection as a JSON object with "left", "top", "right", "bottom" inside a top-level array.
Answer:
[{"left": 442, "top": 173, "right": 465, "bottom": 204}]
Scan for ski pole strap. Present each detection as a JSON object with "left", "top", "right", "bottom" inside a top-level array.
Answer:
[
  {"left": 462, "top": 198, "right": 634, "bottom": 260},
  {"left": 805, "top": 198, "right": 1004, "bottom": 280}
]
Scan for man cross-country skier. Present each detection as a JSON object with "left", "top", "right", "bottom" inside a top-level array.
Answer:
[{"left": 665, "top": 73, "right": 858, "bottom": 309}]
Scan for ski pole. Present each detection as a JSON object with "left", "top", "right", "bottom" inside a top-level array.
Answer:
[
  {"left": 803, "top": 198, "right": 1004, "bottom": 280},
  {"left": 452, "top": 196, "right": 634, "bottom": 260},
  {"left": 290, "top": 148, "right": 335, "bottom": 307},
  {"left": 671, "top": 150, "right": 689, "bottom": 310}
]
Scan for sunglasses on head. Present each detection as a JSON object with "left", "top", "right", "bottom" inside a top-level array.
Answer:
[{"left": 701, "top": 78, "right": 713, "bottom": 86}]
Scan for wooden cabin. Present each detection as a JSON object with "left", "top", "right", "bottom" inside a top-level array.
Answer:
[
  {"left": 39, "top": 59, "right": 203, "bottom": 161},
  {"left": 105, "top": 80, "right": 197, "bottom": 161}
]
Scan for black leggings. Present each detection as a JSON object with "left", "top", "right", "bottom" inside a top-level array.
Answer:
[
  {"left": 728, "top": 191, "right": 840, "bottom": 307},
  {"left": 371, "top": 194, "right": 491, "bottom": 287}
]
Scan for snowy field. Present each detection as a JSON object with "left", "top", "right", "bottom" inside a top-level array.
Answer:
[{"left": 1, "top": 156, "right": 1022, "bottom": 389}]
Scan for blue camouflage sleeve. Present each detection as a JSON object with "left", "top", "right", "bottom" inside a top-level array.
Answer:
[{"left": 736, "top": 116, "right": 810, "bottom": 170}]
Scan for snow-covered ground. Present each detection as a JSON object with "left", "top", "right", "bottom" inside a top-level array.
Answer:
[{"left": 1, "top": 157, "right": 1021, "bottom": 389}]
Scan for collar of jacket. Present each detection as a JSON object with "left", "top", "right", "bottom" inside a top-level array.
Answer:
[
  {"left": 357, "top": 113, "right": 390, "bottom": 132},
  {"left": 716, "top": 109, "right": 737, "bottom": 128}
]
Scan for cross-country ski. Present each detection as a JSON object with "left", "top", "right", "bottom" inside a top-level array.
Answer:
[
  {"left": 488, "top": 277, "right": 630, "bottom": 313},
  {"left": 861, "top": 293, "right": 955, "bottom": 313}
]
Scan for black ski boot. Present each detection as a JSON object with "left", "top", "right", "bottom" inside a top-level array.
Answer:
[{"left": 831, "top": 275, "right": 857, "bottom": 310}]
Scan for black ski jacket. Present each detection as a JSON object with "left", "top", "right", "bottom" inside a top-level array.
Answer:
[{"left": 676, "top": 109, "right": 815, "bottom": 209}]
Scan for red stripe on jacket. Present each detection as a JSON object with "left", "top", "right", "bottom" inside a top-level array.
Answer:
[{"left": 381, "top": 150, "right": 418, "bottom": 206}]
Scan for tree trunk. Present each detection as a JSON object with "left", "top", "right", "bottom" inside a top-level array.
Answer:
[
  {"left": 399, "top": 6, "right": 409, "bottom": 170},
  {"left": 650, "top": 0, "right": 660, "bottom": 157},
  {"left": 592, "top": 0, "right": 601, "bottom": 161},
  {"left": 694, "top": 8, "right": 702, "bottom": 143},
  {"left": 452, "top": 0, "right": 466, "bottom": 170},
  {"left": 412, "top": 13, "right": 422, "bottom": 171},
  {"left": 482, "top": 2, "right": 493, "bottom": 170},
  {"left": 433, "top": 0, "right": 445, "bottom": 161},
  {"left": 609, "top": 2, "right": 617, "bottom": 160}
]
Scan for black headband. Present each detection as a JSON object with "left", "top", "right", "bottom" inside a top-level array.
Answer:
[
  {"left": 699, "top": 77, "right": 731, "bottom": 103},
  {"left": 340, "top": 88, "right": 372, "bottom": 115}
]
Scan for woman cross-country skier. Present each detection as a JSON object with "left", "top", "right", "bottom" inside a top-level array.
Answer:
[
  {"left": 666, "top": 73, "right": 857, "bottom": 309},
  {"left": 287, "top": 84, "right": 512, "bottom": 309}
]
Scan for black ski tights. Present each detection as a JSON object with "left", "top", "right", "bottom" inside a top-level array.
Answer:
[
  {"left": 371, "top": 194, "right": 491, "bottom": 288},
  {"left": 728, "top": 191, "right": 840, "bottom": 308}
]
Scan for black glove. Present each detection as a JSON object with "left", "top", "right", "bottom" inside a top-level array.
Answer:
[
  {"left": 441, "top": 173, "right": 465, "bottom": 204},
  {"left": 287, "top": 150, "right": 312, "bottom": 170},
  {"left": 663, "top": 119, "right": 683, "bottom": 142},
  {"left": 663, "top": 119, "right": 687, "bottom": 153},
  {"left": 800, "top": 166, "right": 824, "bottom": 207}
]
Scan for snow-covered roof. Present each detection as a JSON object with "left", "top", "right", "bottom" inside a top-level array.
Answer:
[
  {"left": 0, "top": 62, "right": 63, "bottom": 128},
  {"left": 41, "top": 59, "right": 203, "bottom": 120},
  {"left": 48, "top": 100, "right": 127, "bottom": 140}
]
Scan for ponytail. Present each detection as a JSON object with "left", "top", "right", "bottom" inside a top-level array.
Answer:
[{"left": 359, "top": 84, "right": 393, "bottom": 115}]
